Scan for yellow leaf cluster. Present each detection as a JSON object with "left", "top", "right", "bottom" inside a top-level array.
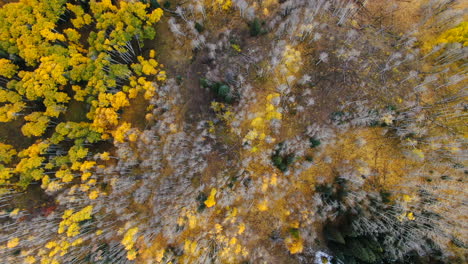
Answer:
[
  {"left": 7, "top": 237, "right": 19, "bottom": 248},
  {"left": 204, "top": 188, "right": 217, "bottom": 208},
  {"left": 122, "top": 227, "right": 139, "bottom": 251},
  {"left": 58, "top": 205, "right": 93, "bottom": 237},
  {"left": 285, "top": 237, "right": 303, "bottom": 254}
]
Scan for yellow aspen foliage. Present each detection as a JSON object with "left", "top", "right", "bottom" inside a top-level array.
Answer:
[
  {"left": 110, "top": 91, "right": 130, "bottom": 110},
  {"left": 238, "top": 223, "right": 246, "bottom": 235},
  {"left": 55, "top": 169, "right": 74, "bottom": 183},
  {"left": 58, "top": 206, "right": 93, "bottom": 237},
  {"left": 285, "top": 237, "right": 303, "bottom": 254},
  {"left": 257, "top": 199, "right": 268, "bottom": 211},
  {"left": 270, "top": 173, "right": 278, "bottom": 186},
  {"left": 41, "top": 175, "right": 50, "bottom": 188},
  {"left": 0, "top": 102, "right": 25, "bottom": 122},
  {"left": 122, "top": 227, "right": 139, "bottom": 250},
  {"left": 0, "top": 58, "right": 18, "bottom": 78},
  {"left": 412, "top": 149, "right": 425, "bottom": 159},
  {"left": 79, "top": 161, "right": 95, "bottom": 172},
  {"left": 127, "top": 249, "right": 137, "bottom": 260},
  {"left": 25, "top": 256, "right": 36, "bottom": 264},
  {"left": 66, "top": 3, "right": 93, "bottom": 29},
  {"left": 157, "top": 70, "right": 167, "bottom": 81},
  {"left": 64, "top": 28, "right": 81, "bottom": 43},
  {"left": 423, "top": 22, "right": 468, "bottom": 52},
  {"left": 148, "top": 8, "right": 164, "bottom": 23},
  {"left": 231, "top": 44, "right": 241, "bottom": 52},
  {"left": 187, "top": 213, "right": 197, "bottom": 229},
  {"left": 9, "top": 208, "right": 20, "bottom": 217},
  {"left": 71, "top": 85, "right": 88, "bottom": 102},
  {"left": 71, "top": 238, "right": 83, "bottom": 247},
  {"left": 402, "top": 194, "right": 412, "bottom": 202},
  {"left": 99, "top": 152, "right": 110, "bottom": 161},
  {"left": 66, "top": 223, "right": 80, "bottom": 237},
  {"left": 113, "top": 122, "right": 132, "bottom": 143},
  {"left": 0, "top": 90, "right": 21, "bottom": 104},
  {"left": 7, "top": 237, "right": 19, "bottom": 248},
  {"left": 214, "top": 0, "right": 232, "bottom": 10},
  {"left": 39, "top": 22, "right": 66, "bottom": 42},
  {"left": 46, "top": 181, "right": 61, "bottom": 192},
  {"left": 21, "top": 112, "right": 50, "bottom": 137},
  {"left": 204, "top": 188, "right": 217, "bottom": 208},
  {"left": 282, "top": 45, "right": 302, "bottom": 74},
  {"left": 91, "top": 107, "right": 119, "bottom": 133},
  {"left": 184, "top": 240, "right": 198, "bottom": 255},
  {"left": 0, "top": 166, "right": 14, "bottom": 185},
  {"left": 215, "top": 224, "right": 223, "bottom": 233},
  {"left": 128, "top": 132, "right": 138, "bottom": 142},
  {"left": 0, "top": 143, "right": 16, "bottom": 164},
  {"left": 88, "top": 190, "right": 99, "bottom": 200}
]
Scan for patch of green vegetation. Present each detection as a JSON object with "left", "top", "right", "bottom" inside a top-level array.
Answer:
[
  {"left": 196, "top": 192, "right": 208, "bottom": 212},
  {"left": 249, "top": 18, "right": 267, "bottom": 37},
  {"left": 309, "top": 137, "right": 321, "bottom": 148},
  {"left": 200, "top": 78, "right": 236, "bottom": 103},
  {"left": 271, "top": 142, "right": 295, "bottom": 172}
]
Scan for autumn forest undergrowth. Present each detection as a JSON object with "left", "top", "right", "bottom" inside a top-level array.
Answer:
[{"left": 0, "top": 0, "right": 466, "bottom": 264}]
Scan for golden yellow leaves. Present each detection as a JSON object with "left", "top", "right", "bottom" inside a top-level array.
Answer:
[
  {"left": 138, "top": 237, "right": 166, "bottom": 263},
  {"left": 157, "top": 70, "right": 167, "bottom": 81},
  {"left": 422, "top": 22, "right": 468, "bottom": 52},
  {"left": 261, "top": 173, "right": 278, "bottom": 192},
  {"left": 402, "top": 194, "right": 412, "bottom": 202},
  {"left": 122, "top": 227, "right": 139, "bottom": 250},
  {"left": 0, "top": 143, "right": 16, "bottom": 164},
  {"left": 9, "top": 208, "right": 20, "bottom": 217},
  {"left": 133, "top": 56, "right": 159, "bottom": 76},
  {"left": 91, "top": 107, "right": 119, "bottom": 133},
  {"left": 66, "top": 3, "right": 92, "bottom": 29},
  {"left": 99, "top": 152, "right": 110, "bottom": 161},
  {"left": 110, "top": 92, "right": 130, "bottom": 110},
  {"left": 122, "top": 227, "right": 139, "bottom": 260},
  {"left": 219, "top": 236, "right": 248, "bottom": 261},
  {"left": 55, "top": 169, "right": 74, "bottom": 183},
  {"left": 25, "top": 256, "right": 36, "bottom": 264},
  {"left": 21, "top": 112, "right": 50, "bottom": 137},
  {"left": 58, "top": 205, "right": 93, "bottom": 237},
  {"left": 282, "top": 45, "right": 302, "bottom": 74},
  {"left": 0, "top": 58, "right": 18, "bottom": 78},
  {"left": 242, "top": 92, "right": 281, "bottom": 151},
  {"left": 204, "top": 188, "right": 217, "bottom": 208},
  {"left": 238, "top": 223, "right": 246, "bottom": 235},
  {"left": 184, "top": 240, "right": 198, "bottom": 255},
  {"left": 437, "top": 22, "right": 467, "bottom": 46},
  {"left": 257, "top": 199, "right": 268, "bottom": 211},
  {"left": 214, "top": 0, "right": 232, "bottom": 10},
  {"left": 113, "top": 122, "right": 136, "bottom": 143},
  {"left": 39, "top": 22, "right": 66, "bottom": 42},
  {"left": 88, "top": 190, "right": 99, "bottom": 200},
  {"left": 398, "top": 211, "right": 416, "bottom": 222},
  {"left": 44, "top": 238, "right": 78, "bottom": 259},
  {"left": 231, "top": 44, "right": 242, "bottom": 52},
  {"left": 71, "top": 85, "right": 88, "bottom": 102},
  {"left": 285, "top": 236, "right": 304, "bottom": 254},
  {"left": 412, "top": 149, "right": 425, "bottom": 159},
  {"left": 6, "top": 237, "right": 19, "bottom": 248}
]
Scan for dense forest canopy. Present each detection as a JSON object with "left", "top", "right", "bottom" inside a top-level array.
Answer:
[{"left": 0, "top": 0, "right": 466, "bottom": 263}]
